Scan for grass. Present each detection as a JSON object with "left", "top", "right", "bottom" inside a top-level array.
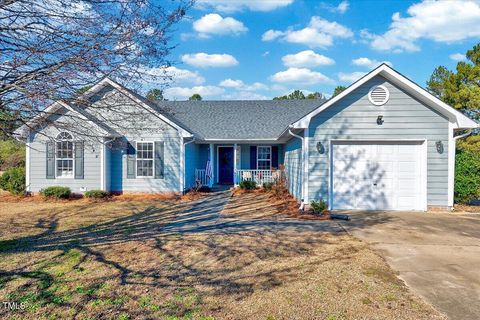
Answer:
[{"left": 0, "top": 193, "right": 446, "bottom": 319}]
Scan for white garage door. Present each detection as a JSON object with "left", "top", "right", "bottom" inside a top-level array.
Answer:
[{"left": 331, "top": 141, "right": 425, "bottom": 211}]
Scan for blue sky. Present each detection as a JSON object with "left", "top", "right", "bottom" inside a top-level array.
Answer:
[{"left": 154, "top": 0, "right": 480, "bottom": 100}]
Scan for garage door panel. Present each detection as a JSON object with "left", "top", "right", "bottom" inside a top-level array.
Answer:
[{"left": 331, "top": 141, "right": 424, "bottom": 211}]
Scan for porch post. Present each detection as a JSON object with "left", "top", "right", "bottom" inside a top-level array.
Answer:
[
  {"left": 233, "top": 143, "right": 237, "bottom": 186},
  {"left": 209, "top": 143, "right": 214, "bottom": 187}
]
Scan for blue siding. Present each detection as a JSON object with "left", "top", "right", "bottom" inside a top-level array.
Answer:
[{"left": 284, "top": 136, "right": 303, "bottom": 201}]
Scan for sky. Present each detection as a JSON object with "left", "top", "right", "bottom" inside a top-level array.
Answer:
[{"left": 153, "top": 0, "right": 480, "bottom": 100}]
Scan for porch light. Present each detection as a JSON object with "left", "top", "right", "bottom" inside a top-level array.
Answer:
[
  {"left": 377, "top": 115, "right": 384, "bottom": 125},
  {"left": 316, "top": 142, "right": 325, "bottom": 154},
  {"left": 436, "top": 141, "right": 444, "bottom": 154}
]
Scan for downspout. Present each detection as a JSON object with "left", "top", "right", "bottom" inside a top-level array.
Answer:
[
  {"left": 182, "top": 137, "right": 195, "bottom": 194},
  {"left": 288, "top": 128, "right": 306, "bottom": 210}
]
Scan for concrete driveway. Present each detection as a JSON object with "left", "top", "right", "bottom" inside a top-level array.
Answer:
[{"left": 337, "top": 210, "right": 480, "bottom": 320}]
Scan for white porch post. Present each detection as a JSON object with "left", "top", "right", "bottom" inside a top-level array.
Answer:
[
  {"left": 209, "top": 143, "right": 214, "bottom": 187},
  {"left": 233, "top": 143, "right": 237, "bottom": 186}
]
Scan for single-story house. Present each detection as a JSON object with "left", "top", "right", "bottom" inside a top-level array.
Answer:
[{"left": 15, "top": 64, "right": 479, "bottom": 211}]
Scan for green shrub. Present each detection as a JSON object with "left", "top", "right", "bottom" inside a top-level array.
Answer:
[
  {"left": 84, "top": 190, "right": 109, "bottom": 199},
  {"left": 311, "top": 199, "right": 328, "bottom": 213},
  {"left": 40, "top": 186, "right": 71, "bottom": 199},
  {"left": 239, "top": 180, "right": 257, "bottom": 190},
  {"left": 0, "top": 167, "right": 25, "bottom": 195},
  {"left": 455, "top": 150, "right": 480, "bottom": 204},
  {"left": 0, "top": 140, "right": 25, "bottom": 170},
  {"left": 262, "top": 182, "right": 274, "bottom": 190}
]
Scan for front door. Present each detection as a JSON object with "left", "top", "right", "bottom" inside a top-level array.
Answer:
[{"left": 218, "top": 147, "right": 234, "bottom": 184}]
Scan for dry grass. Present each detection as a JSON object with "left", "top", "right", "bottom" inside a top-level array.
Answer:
[
  {"left": 0, "top": 193, "right": 445, "bottom": 320},
  {"left": 454, "top": 204, "right": 480, "bottom": 213}
]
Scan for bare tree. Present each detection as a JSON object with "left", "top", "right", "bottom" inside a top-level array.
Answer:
[{"left": 0, "top": 0, "right": 192, "bottom": 138}]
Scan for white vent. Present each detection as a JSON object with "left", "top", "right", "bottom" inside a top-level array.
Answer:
[{"left": 368, "top": 85, "right": 389, "bottom": 106}]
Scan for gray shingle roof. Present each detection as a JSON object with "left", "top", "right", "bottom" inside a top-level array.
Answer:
[{"left": 152, "top": 100, "right": 325, "bottom": 140}]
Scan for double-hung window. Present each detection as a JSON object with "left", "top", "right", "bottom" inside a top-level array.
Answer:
[
  {"left": 56, "top": 132, "right": 74, "bottom": 178},
  {"left": 257, "top": 146, "right": 271, "bottom": 170},
  {"left": 136, "top": 142, "right": 154, "bottom": 177}
]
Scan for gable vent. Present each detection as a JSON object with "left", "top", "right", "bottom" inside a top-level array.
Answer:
[{"left": 368, "top": 85, "right": 389, "bottom": 106}]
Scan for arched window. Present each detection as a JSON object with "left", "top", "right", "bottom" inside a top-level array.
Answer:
[{"left": 56, "top": 132, "right": 74, "bottom": 178}]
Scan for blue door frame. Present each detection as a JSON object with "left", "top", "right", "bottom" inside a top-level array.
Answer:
[{"left": 218, "top": 146, "right": 234, "bottom": 184}]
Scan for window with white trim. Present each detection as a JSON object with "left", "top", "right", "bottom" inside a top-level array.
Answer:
[
  {"left": 257, "top": 146, "right": 271, "bottom": 170},
  {"left": 136, "top": 142, "right": 154, "bottom": 177},
  {"left": 56, "top": 132, "right": 74, "bottom": 178}
]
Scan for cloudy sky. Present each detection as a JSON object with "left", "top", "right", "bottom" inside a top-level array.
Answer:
[{"left": 153, "top": 0, "right": 480, "bottom": 100}]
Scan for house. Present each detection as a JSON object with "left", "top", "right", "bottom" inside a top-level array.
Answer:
[{"left": 15, "top": 64, "right": 479, "bottom": 211}]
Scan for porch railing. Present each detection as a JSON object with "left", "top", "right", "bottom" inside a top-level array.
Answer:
[
  {"left": 194, "top": 169, "right": 210, "bottom": 186},
  {"left": 235, "top": 169, "right": 280, "bottom": 186}
]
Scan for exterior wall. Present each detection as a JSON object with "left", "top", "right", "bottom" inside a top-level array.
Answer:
[
  {"left": 184, "top": 142, "right": 200, "bottom": 190},
  {"left": 28, "top": 109, "right": 102, "bottom": 193},
  {"left": 307, "top": 75, "right": 449, "bottom": 206},
  {"left": 284, "top": 135, "right": 303, "bottom": 201}
]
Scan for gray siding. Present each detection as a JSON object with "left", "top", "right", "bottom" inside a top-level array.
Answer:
[
  {"left": 307, "top": 75, "right": 449, "bottom": 206},
  {"left": 284, "top": 135, "right": 303, "bottom": 201},
  {"left": 28, "top": 109, "right": 102, "bottom": 193}
]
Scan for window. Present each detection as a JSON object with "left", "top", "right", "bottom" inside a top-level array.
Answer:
[
  {"left": 257, "top": 146, "right": 271, "bottom": 170},
  {"left": 136, "top": 142, "right": 154, "bottom": 177},
  {"left": 56, "top": 132, "right": 74, "bottom": 178}
]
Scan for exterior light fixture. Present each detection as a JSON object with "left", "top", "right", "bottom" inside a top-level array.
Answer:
[
  {"left": 436, "top": 141, "right": 444, "bottom": 154},
  {"left": 377, "top": 115, "right": 384, "bottom": 125},
  {"left": 316, "top": 141, "right": 325, "bottom": 154}
]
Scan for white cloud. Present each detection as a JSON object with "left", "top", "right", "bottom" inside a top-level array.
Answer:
[
  {"left": 181, "top": 53, "right": 239, "bottom": 68},
  {"left": 138, "top": 66, "right": 205, "bottom": 85},
  {"left": 450, "top": 53, "right": 466, "bottom": 62},
  {"left": 351, "top": 57, "right": 392, "bottom": 69},
  {"left": 336, "top": 1, "right": 349, "bottom": 14},
  {"left": 219, "top": 79, "right": 268, "bottom": 91},
  {"left": 219, "top": 78, "right": 244, "bottom": 88},
  {"left": 338, "top": 71, "right": 367, "bottom": 83},
  {"left": 322, "top": 1, "right": 349, "bottom": 14},
  {"left": 282, "top": 50, "right": 335, "bottom": 67},
  {"left": 270, "top": 67, "right": 334, "bottom": 85},
  {"left": 262, "top": 16, "right": 353, "bottom": 48},
  {"left": 363, "top": 1, "right": 480, "bottom": 52},
  {"left": 193, "top": 13, "right": 247, "bottom": 37},
  {"left": 164, "top": 86, "right": 225, "bottom": 100},
  {"left": 195, "top": 0, "right": 293, "bottom": 13},
  {"left": 262, "top": 51, "right": 270, "bottom": 57}
]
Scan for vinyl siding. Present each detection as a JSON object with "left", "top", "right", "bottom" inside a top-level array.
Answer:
[
  {"left": 284, "top": 135, "right": 303, "bottom": 201},
  {"left": 307, "top": 75, "right": 449, "bottom": 206}
]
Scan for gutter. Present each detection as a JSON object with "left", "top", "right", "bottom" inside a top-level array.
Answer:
[
  {"left": 453, "top": 129, "right": 472, "bottom": 141},
  {"left": 288, "top": 128, "right": 306, "bottom": 211}
]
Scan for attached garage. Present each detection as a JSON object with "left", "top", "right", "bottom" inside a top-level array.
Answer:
[{"left": 330, "top": 141, "right": 426, "bottom": 211}]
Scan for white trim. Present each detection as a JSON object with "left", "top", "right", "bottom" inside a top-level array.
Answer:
[
  {"left": 100, "top": 139, "right": 105, "bottom": 190},
  {"left": 328, "top": 139, "right": 428, "bottom": 211},
  {"left": 256, "top": 145, "right": 272, "bottom": 170},
  {"left": 368, "top": 84, "right": 390, "bottom": 106},
  {"left": 203, "top": 138, "right": 277, "bottom": 141},
  {"left": 216, "top": 145, "right": 234, "bottom": 184},
  {"left": 290, "top": 64, "right": 479, "bottom": 130},
  {"left": 447, "top": 121, "right": 455, "bottom": 207},
  {"left": 303, "top": 128, "right": 309, "bottom": 204},
  {"left": 135, "top": 141, "right": 155, "bottom": 178},
  {"left": 25, "top": 133, "right": 31, "bottom": 192},
  {"left": 54, "top": 131, "right": 75, "bottom": 179}
]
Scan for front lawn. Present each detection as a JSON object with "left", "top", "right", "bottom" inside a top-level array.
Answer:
[{"left": 0, "top": 195, "right": 445, "bottom": 319}]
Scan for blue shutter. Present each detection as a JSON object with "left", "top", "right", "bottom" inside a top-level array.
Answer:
[
  {"left": 126, "top": 141, "right": 136, "bottom": 179},
  {"left": 154, "top": 141, "right": 164, "bottom": 179},
  {"left": 272, "top": 146, "right": 279, "bottom": 169},
  {"left": 46, "top": 141, "right": 55, "bottom": 179},
  {"left": 250, "top": 146, "right": 257, "bottom": 169},
  {"left": 74, "top": 141, "right": 84, "bottom": 179}
]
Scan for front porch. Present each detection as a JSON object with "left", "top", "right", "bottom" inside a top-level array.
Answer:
[{"left": 187, "top": 143, "right": 284, "bottom": 188}]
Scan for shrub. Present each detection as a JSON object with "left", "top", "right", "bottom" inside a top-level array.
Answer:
[
  {"left": 239, "top": 180, "right": 257, "bottom": 190},
  {"left": 0, "top": 140, "right": 25, "bottom": 170},
  {"left": 85, "top": 190, "right": 109, "bottom": 199},
  {"left": 40, "top": 186, "right": 71, "bottom": 199},
  {"left": 262, "top": 182, "right": 274, "bottom": 190},
  {"left": 0, "top": 167, "right": 25, "bottom": 195},
  {"left": 455, "top": 150, "right": 480, "bottom": 204},
  {"left": 311, "top": 199, "right": 328, "bottom": 213}
]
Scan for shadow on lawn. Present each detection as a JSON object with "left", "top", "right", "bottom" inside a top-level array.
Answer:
[{"left": 0, "top": 191, "right": 393, "bottom": 318}]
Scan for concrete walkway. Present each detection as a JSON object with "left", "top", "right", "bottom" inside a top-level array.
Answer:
[{"left": 337, "top": 211, "right": 480, "bottom": 320}]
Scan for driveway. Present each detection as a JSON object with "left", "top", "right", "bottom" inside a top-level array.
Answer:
[{"left": 337, "top": 210, "right": 480, "bottom": 320}]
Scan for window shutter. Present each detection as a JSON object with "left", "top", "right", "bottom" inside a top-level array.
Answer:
[
  {"left": 250, "top": 146, "right": 257, "bottom": 169},
  {"left": 272, "top": 146, "right": 279, "bottom": 169},
  {"left": 74, "top": 141, "right": 84, "bottom": 179},
  {"left": 46, "top": 141, "right": 55, "bottom": 179},
  {"left": 126, "top": 141, "right": 136, "bottom": 179},
  {"left": 154, "top": 141, "right": 164, "bottom": 179}
]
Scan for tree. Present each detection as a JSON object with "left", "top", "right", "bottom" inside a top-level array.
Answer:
[
  {"left": 274, "top": 90, "right": 306, "bottom": 100},
  {"left": 333, "top": 86, "right": 347, "bottom": 97},
  {"left": 0, "top": 0, "right": 192, "bottom": 138},
  {"left": 188, "top": 94, "right": 202, "bottom": 101},
  {"left": 146, "top": 88, "right": 166, "bottom": 102},
  {"left": 306, "top": 92, "right": 325, "bottom": 99}
]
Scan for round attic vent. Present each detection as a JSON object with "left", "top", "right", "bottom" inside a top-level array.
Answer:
[{"left": 368, "top": 85, "right": 389, "bottom": 106}]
